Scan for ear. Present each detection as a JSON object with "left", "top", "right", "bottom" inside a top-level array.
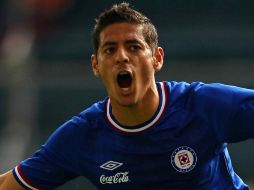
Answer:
[
  {"left": 152, "top": 47, "right": 164, "bottom": 71},
  {"left": 91, "top": 54, "right": 100, "bottom": 77}
]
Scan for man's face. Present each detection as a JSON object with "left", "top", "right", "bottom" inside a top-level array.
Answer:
[{"left": 91, "top": 22, "right": 163, "bottom": 107}]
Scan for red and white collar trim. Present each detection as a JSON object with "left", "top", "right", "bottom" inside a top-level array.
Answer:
[{"left": 106, "top": 82, "right": 167, "bottom": 133}]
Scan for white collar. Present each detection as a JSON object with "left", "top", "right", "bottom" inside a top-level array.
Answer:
[{"left": 106, "top": 82, "right": 167, "bottom": 133}]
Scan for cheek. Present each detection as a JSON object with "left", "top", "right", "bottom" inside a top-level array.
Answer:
[
  {"left": 97, "top": 59, "right": 108, "bottom": 76},
  {"left": 138, "top": 62, "right": 155, "bottom": 83},
  {"left": 98, "top": 64, "right": 114, "bottom": 85},
  {"left": 142, "top": 57, "right": 155, "bottom": 73}
]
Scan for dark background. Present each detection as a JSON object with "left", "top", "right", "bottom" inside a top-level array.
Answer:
[{"left": 0, "top": 0, "right": 254, "bottom": 189}]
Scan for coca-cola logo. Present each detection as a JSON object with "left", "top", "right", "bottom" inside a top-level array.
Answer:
[{"left": 100, "top": 172, "right": 129, "bottom": 184}]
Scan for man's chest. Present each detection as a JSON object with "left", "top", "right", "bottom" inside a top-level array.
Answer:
[{"left": 78, "top": 120, "right": 220, "bottom": 189}]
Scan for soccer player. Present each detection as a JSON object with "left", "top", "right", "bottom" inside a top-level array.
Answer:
[{"left": 0, "top": 2, "right": 254, "bottom": 190}]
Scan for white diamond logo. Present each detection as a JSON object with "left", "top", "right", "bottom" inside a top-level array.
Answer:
[{"left": 100, "top": 161, "right": 123, "bottom": 171}]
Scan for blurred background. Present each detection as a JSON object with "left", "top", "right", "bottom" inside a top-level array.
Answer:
[{"left": 0, "top": 0, "right": 254, "bottom": 189}]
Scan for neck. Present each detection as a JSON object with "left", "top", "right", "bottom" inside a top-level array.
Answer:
[{"left": 111, "top": 83, "right": 159, "bottom": 127}]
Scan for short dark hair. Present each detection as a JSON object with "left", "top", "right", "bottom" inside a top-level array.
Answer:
[{"left": 92, "top": 2, "right": 158, "bottom": 54}]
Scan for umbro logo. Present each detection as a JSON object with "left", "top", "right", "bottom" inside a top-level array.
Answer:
[
  {"left": 99, "top": 161, "right": 129, "bottom": 184},
  {"left": 100, "top": 161, "right": 123, "bottom": 171}
]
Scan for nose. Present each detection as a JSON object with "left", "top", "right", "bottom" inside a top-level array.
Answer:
[{"left": 116, "top": 47, "right": 129, "bottom": 64}]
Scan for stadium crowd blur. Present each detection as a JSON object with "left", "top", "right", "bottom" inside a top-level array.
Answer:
[{"left": 0, "top": 0, "right": 254, "bottom": 189}]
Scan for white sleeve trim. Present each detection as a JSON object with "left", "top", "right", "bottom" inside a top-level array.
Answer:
[{"left": 14, "top": 166, "right": 40, "bottom": 190}]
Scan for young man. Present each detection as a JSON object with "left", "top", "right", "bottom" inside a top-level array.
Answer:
[{"left": 0, "top": 2, "right": 254, "bottom": 190}]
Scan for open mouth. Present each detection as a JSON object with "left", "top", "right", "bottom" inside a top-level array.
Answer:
[{"left": 117, "top": 71, "right": 132, "bottom": 88}]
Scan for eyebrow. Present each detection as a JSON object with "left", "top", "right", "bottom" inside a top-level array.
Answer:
[
  {"left": 125, "top": 39, "right": 143, "bottom": 44},
  {"left": 101, "top": 39, "right": 144, "bottom": 48},
  {"left": 100, "top": 41, "right": 116, "bottom": 49}
]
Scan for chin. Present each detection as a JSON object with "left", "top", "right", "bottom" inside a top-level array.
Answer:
[{"left": 117, "top": 98, "right": 137, "bottom": 107}]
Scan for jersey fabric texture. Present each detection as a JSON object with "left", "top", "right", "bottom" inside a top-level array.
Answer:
[{"left": 13, "top": 81, "right": 254, "bottom": 190}]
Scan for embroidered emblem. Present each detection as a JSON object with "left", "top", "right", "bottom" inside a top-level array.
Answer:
[
  {"left": 100, "top": 161, "right": 123, "bottom": 171},
  {"left": 171, "top": 146, "right": 197, "bottom": 173}
]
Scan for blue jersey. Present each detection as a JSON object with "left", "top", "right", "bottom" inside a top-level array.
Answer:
[{"left": 13, "top": 81, "right": 254, "bottom": 190}]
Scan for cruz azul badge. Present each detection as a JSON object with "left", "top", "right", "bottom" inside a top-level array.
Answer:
[{"left": 171, "top": 146, "right": 197, "bottom": 173}]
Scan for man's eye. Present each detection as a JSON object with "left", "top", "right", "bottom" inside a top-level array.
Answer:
[
  {"left": 129, "top": 45, "right": 141, "bottom": 51},
  {"left": 104, "top": 47, "right": 114, "bottom": 54}
]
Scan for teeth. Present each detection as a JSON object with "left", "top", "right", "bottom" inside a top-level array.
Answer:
[
  {"left": 119, "top": 71, "right": 129, "bottom": 75},
  {"left": 122, "top": 88, "right": 129, "bottom": 91}
]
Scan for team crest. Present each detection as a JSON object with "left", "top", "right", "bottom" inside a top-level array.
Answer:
[{"left": 171, "top": 146, "right": 197, "bottom": 173}]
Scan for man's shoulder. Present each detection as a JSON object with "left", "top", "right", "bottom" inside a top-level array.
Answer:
[
  {"left": 81, "top": 98, "right": 107, "bottom": 119},
  {"left": 162, "top": 81, "right": 234, "bottom": 99},
  {"left": 70, "top": 98, "right": 107, "bottom": 129},
  {"left": 161, "top": 81, "right": 204, "bottom": 103},
  {"left": 46, "top": 98, "right": 108, "bottom": 144},
  {"left": 163, "top": 81, "right": 204, "bottom": 93},
  {"left": 161, "top": 81, "right": 233, "bottom": 110}
]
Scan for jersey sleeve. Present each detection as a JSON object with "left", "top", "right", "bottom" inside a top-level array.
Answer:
[
  {"left": 12, "top": 116, "right": 85, "bottom": 190},
  {"left": 191, "top": 83, "right": 254, "bottom": 143}
]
